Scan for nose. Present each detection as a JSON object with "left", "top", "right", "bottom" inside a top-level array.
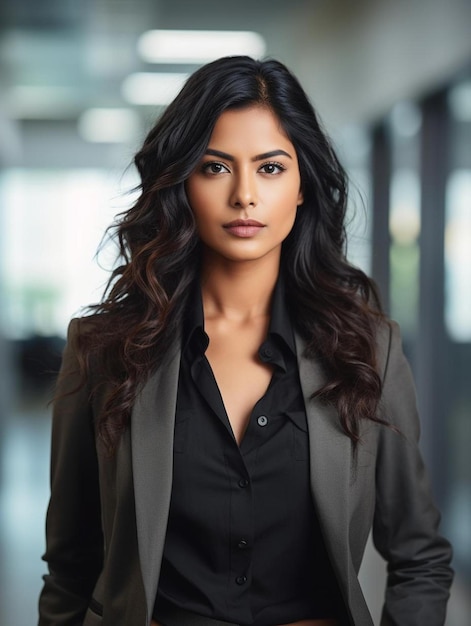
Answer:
[{"left": 230, "top": 170, "right": 257, "bottom": 209}]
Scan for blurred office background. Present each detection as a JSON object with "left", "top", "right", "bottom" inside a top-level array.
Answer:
[{"left": 0, "top": 0, "right": 470, "bottom": 623}]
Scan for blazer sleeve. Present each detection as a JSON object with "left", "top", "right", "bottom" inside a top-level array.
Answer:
[
  {"left": 38, "top": 319, "right": 103, "bottom": 625},
  {"left": 373, "top": 321, "right": 453, "bottom": 626}
]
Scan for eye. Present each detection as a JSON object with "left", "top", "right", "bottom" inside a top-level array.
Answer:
[
  {"left": 259, "top": 162, "right": 285, "bottom": 175},
  {"left": 201, "top": 161, "right": 230, "bottom": 175}
]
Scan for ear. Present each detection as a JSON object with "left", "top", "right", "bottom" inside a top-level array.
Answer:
[{"left": 297, "top": 188, "right": 304, "bottom": 206}]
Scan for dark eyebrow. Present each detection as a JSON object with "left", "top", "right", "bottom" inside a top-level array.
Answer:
[
  {"left": 205, "top": 148, "right": 234, "bottom": 161},
  {"left": 253, "top": 149, "right": 293, "bottom": 161},
  {"left": 204, "top": 148, "right": 293, "bottom": 161}
]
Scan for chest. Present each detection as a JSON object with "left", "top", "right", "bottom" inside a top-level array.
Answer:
[
  {"left": 204, "top": 317, "right": 274, "bottom": 444},
  {"left": 164, "top": 350, "right": 336, "bottom": 624}
]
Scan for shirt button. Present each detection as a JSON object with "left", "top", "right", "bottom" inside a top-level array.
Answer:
[
  {"left": 237, "top": 539, "right": 248, "bottom": 550},
  {"left": 235, "top": 575, "right": 247, "bottom": 585},
  {"left": 257, "top": 415, "right": 268, "bottom": 427},
  {"left": 238, "top": 478, "right": 249, "bottom": 488},
  {"left": 261, "top": 346, "right": 273, "bottom": 359}
]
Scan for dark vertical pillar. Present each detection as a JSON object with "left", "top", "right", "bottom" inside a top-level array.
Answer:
[
  {"left": 417, "top": 90, "right": 450, "bottom": 507},
  {"left": 370, "top": 123, "right": 392, "bottom": 314}
]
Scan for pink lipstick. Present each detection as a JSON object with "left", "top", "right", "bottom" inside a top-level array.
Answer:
[{"left": 223, "top": 219, "right": 265, "bottom": 238}]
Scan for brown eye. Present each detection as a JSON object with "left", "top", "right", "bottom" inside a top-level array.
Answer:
[
  {"left": 202, "top": 162, "right": 229, "bottom": 175},
  {"left": 259, "top": 162, "right": 285, "bottom": 175}
]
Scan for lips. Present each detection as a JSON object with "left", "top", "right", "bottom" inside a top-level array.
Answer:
[{"left": 223, "top": 219, "right": 266, "bottom": 237}]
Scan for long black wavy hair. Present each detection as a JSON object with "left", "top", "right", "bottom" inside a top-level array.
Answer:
[{"left": 76, "top": 56, "right": 384, "bottom": 453}]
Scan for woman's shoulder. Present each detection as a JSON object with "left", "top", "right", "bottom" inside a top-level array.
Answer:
[
  {"left": 66, "top": 313, "right": 106, "bottom": 341},
  {"left": 62, "top": 314, "right": 109, "bottom": 374}
]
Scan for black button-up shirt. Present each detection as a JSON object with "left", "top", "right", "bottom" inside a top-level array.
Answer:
[{"left": 154, "top": 280, "right": 342, "bottom": 625}]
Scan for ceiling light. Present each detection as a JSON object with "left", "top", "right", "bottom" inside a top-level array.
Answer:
[
  {"left": 78, "top": 108, "right": 141, "bottom": 143},
  {"left": 121, "top": 72, "right": 189, "bottom": 106},
  {"left": 5, "top": 85, "right": 81, "bottom": 119},
  {"left": 137, "top": 29, "right": 266, "bottom": 64}
]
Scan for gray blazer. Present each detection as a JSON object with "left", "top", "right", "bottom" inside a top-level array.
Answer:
[{"left": 39, "top": 318, "right": 453, "bottom": 626}]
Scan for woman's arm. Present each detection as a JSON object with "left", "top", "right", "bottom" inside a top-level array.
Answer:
[
  {"left": 39, "top": 319, "right": 103, "bottom": 625},
  {"left": 373, "top": 322, "right": 453, "bottom": 626}
]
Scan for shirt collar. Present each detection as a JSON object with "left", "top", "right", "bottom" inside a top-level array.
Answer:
[
  {"left": 182, "top": 280, "right": 207, "bottom": 355},
  {"left": 267, "top": 273, "right": 296, "bottom": 356},
  {"left": 182, "top": 273, "right": 296, "bottom": 357}
]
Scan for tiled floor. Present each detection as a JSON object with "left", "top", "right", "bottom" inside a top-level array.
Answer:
[{"left": 1, "top": 403, "right": 469, "bottom": 625}]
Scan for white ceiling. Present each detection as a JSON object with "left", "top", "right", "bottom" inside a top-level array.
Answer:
[{"left": 0, "top": 0, "right": 311, "bottom": 121}]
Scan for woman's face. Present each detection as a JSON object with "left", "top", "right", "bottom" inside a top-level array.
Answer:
[{"left": 186, "top": 106, "right": 303, "bottom": 266}]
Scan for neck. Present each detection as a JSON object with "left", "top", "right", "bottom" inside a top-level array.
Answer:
[{"left": 199, "top": 253, "right": 280, "bottom": 322}]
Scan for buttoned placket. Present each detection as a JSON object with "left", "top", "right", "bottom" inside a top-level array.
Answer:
[{"left": 187, "top": 325, "right": 293, "bottom": 623}]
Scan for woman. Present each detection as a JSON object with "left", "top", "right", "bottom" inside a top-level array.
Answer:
[{"left": 39, "top": 57, "right": 453, "bottom": 626}]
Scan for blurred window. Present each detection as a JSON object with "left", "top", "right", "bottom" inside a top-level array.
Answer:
[
  {"left": 445, "top": 170, "right": 471, "bottom": 342},
  {"left": 338, "top": 124, "right": 372, "bottom": 275},
  {"left": 443, "top": 76, "right": 471, "bottom": 576},
  {"left": 0, "top": 168, "right": 134, "bottom": 338},
  {"left": 388, "top": 102, "right": 422, "bottom": 346},
  {"left": 445, "top": 78, "right": 471, "bottom": 342}
]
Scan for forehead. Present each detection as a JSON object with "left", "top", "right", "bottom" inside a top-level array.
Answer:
[{"left": 208, "top": 106, "right": 294, "bottom": 153}]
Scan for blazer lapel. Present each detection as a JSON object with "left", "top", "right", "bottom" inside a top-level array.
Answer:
[
  {"left": 131, "top": 344, "right": 181, "bottom": 619},
  {"left": 295, "top": 333, "right": 354, "bottom": 603},
  {"left": 131, "top": 334, "right": 361, "bottom": 621}
]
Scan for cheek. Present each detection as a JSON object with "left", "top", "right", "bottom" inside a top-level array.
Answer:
[
  {"left": 273, "top": 182, "right": 302, "bottom": 216},
  {"left": 283, "top": 206, "right": 298, "bottom": 236},
  {"left": 276, "top": 186, "right": 301, "bottom": 235},
  {"left": 186, "top": 184, "right": 210, "bottom": 224},
  {"left": 186, "top": 194, "right": 218, "bottom": 240},
  {"left": 192, "top": 209, "right": 212, "bottom": 240}
]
